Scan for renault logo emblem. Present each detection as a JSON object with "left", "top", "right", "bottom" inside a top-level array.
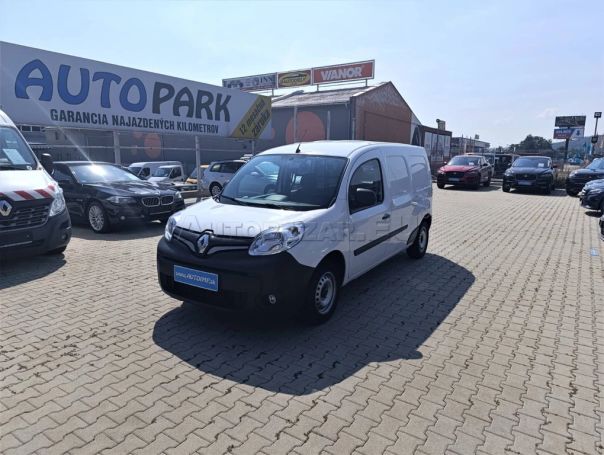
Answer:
[
  {"left": 0, "top": 200, "right": 12, "bottom": 217},
  {"left": 197, "top": 233, "right": 210, "bottom": 255}
]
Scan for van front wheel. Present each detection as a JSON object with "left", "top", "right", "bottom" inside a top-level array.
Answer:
[
  {"left": 300, "top": 263, "right": 340, "bottom": 324},
  {"left": 407, "top": 223, "right": 429, "bottom": 259}
]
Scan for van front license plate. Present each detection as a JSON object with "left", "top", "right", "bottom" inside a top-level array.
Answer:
[{"left": 173, "top": 265, "right": 218, "bottom": 292}]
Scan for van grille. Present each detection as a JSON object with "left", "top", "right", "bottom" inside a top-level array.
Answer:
[{"left": 0, "top": 202, "right": 50, "bottom": 231}]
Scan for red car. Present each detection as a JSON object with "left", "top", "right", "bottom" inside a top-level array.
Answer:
[{"left": 436, "top": 155, "right": 493, "bottom": 189}]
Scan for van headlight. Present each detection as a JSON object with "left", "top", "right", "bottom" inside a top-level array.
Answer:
[
  {"left": 49, "top": 188, "right": 66, "bottom": 217},
  {"left": 175, "top": 191, "right": 183, "bottom": 200},
  {"left": 165, "top": 216, "right": 177, "bottom": 241},
  {"left": 249, "top": 223, "right": 305, "bottom": 256}
]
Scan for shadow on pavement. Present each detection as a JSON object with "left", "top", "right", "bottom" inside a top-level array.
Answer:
[
  {"left": 438, "top": 185, "right": 501, "bottom": 193},
  {"left": 0, "top": 253, "right": 66, "bottom": 290},
  {"left": 153, "top": 253, "right": 474, "bottom": 395},
  {"left": 504, "top": 188, "right": 567, "bottom": 197},
  {"left": 71, "top": 222, "right": 165, "bottom": 241}
]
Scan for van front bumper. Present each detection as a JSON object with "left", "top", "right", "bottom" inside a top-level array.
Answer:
[
  {"left": 0, "top": 209, "right": 71, "bottom": 256},
  {"left": 157, "top": 237, "right": 314, "bottom": 313}
]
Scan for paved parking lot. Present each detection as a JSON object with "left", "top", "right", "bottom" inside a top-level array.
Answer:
[{"left": 1, "top": 186, "right": 603, "bottom": 455}]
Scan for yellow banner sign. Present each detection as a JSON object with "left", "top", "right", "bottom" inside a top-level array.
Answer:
[{"left": 230, "top": 95, "right": 271, "bottom": 139}]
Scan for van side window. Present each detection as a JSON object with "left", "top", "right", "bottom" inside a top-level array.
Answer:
[
  {"left": 348, "top": 158, "right": 384, "bottom": 213},
  {"left": 140, "top": 167, "right": 150, "bottom": 178},
  {"left": 385, "top": 155, "right": 411, "bottom": 196},
  {"left": 171, "top": 167, "right": 182, "bottom": 178},
  {"left": 407, "top": 155, "right": 431, "bottom": 189},
  {"left": 210, "top": 163, "right": 222, "bottom": 172}
]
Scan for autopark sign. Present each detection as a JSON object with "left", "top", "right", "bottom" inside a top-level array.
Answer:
[{"left": 0, "top": 41, "right": 271, "bottom": 139}]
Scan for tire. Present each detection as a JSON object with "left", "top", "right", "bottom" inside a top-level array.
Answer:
[
  {"left": 407, "top": 223, "right": 429, "bottom": 259},
  {"left": 209, "top": 182, "right": 222, "bottom": 197},
  {"left": 566, "top": 189, "right": 579, "bottom": 197},
  {"left": 483, "top": 176, "right": 491, "bottom": 187},
  {"left": 87, "top": 201, "right": 110, "bottom": 233},
  {"left": 46, "top": 246, "right": 67, "bottom": 255},
  {"left": 543, "top": 182, "right": 552, "bottom": 195},
  {"left": 502, "top": 184, "right": 511, "bottom": 193},
  {"left": 437, "top": 182, "right": 445, "bottom": 189},
  {"left": 472, "top": 183, "right": 480, "bottom": 190},
  {"left": 600, "top": 199, "right": 604, "bottom": 214},
  {"left": 299, "top": 261, "right": 341, "bottom": 325}
]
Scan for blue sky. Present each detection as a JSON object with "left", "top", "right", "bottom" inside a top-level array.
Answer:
[{"left": 1, "top": 0, "right": 602, "bottom": 147}]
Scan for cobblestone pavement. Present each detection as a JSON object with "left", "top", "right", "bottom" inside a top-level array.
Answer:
[{"left": 1, "top": 186, "right": 603, "bottom": 455}]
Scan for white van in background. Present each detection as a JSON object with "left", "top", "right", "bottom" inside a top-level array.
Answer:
[
  {"left": 148, "top": 164, "right": 186, "bottom": 184},
  {"left": 158, "top": 141, "right": 433, "bottom": 324},
  {"left": 128, "top": 161, "right": 182, "bottom": 180}
]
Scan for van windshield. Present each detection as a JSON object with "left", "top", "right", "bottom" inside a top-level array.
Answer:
[
  {"left": 220, "top": 154, "right": 348, "bottom": 211},
  {"left": 153, "top": 167, "right": 174, "bottom": 177},
  {"left": 0, "top": 126, "right": 38, "bottom": 170}
]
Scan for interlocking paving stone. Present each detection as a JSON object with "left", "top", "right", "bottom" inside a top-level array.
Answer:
[{"left": 1, "top": 186, "right": 602, "bottom": 454}]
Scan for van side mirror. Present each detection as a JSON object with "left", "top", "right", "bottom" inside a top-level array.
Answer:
[
  {"left": 351, "top": 188, "right": 377, "bottom": 212},
  {"left": 40, "top": 153, "right": 54, "bottom": 174}
]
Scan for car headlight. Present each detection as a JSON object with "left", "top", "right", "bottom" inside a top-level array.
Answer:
[
  {"left": 467, "top": 170, "right": 479, "bottom": 176},
  {"left": 249, "top": 223, "right": 305, "bottom": 256},
  {"left": 437, "top": 169, "right": 445, "bottom": 174},
  {"left": 569, "top": 171, "right": 577, "bottom": 178},
  {"left": 107, "top": 195, "right": 136, "bottom": 204},
  {"left": 49, "top": 188, "right": 66, "bottom": 217},
  {"left": 175, "top": 192, "right": 183, "bottom": 200},
  {"left": 165, "top": 216, "right": 177, "bottom": 241},
  {"left": 589, "top": 188, "right": 604, "bottom": 194}
]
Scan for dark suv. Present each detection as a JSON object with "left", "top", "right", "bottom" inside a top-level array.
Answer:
[
  {"left": 502, "top": 156, "right": 557, "bottom": 194},
  {"left": 566, "top": 157, "right": 604, "bottom": 196}
]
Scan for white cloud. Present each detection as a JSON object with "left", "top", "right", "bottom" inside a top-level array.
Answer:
[{"left": 537, "top": 107, "right": 559, "bottom": 119}]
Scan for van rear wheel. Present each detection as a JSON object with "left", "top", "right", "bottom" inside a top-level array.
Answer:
[{"left": 407, "top": 223, "right": 429, "bottom": 259}]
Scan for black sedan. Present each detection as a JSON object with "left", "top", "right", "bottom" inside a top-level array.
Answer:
[
  {"left": 566, "top": 157, "right": 604, "bottom": 196},
  {"left": 502, "top": 156, "right": 557, "bottom": 194},
  {"left": 52, "top": 161, "right": 185, "bottom": 232},
  {"left": 579, "top": 178, "right": 604, "bottom": 213}
]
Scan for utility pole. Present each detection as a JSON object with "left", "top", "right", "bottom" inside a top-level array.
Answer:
[{"left": 593, "top": 112, "right": 601, "bottom": 155}]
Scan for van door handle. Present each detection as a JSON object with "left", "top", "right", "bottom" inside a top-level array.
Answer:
[
  {"left": 411, "top": 201, "right": 419, "bottom": 206},
  {"left": 382, "top": 213, "right": 391, "bottom": 220}
]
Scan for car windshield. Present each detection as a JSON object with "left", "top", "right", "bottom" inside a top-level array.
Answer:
[
  {"left": 0, "top": 126, "right": 38, "bottom": 169},
  {"left": 448, "top": 156, "right": 480, "bottom": 166},
  {"left": 513, "top": 157, "right": 550, "bottom": 168},
  {"left": 69, "top": 163, "right": 141, "bottom": 184},
  {"left": 153, "top": 167, "right": 173, "bottom": 177},
  {"left": 586, "top": 158, "right": 604, "bottom": 170},
  {"left": 220, "top": 154, "right": 348, "bottom": 211}
]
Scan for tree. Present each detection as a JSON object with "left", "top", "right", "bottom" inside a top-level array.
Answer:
[{"left": 509, "top": 135, "right": 553, "bottom": 152}]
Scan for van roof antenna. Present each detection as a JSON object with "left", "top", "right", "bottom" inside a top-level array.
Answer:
[{"left": 295, "top": 130, "right": 309, "bottom": 153}]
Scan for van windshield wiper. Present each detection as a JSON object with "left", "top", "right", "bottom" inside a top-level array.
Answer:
[
  {"left": 219, "top": 195, "right": 246, "bottom": 206},
  {"left": 0, "top": 164, "right": 27, "bottom": 170}
]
